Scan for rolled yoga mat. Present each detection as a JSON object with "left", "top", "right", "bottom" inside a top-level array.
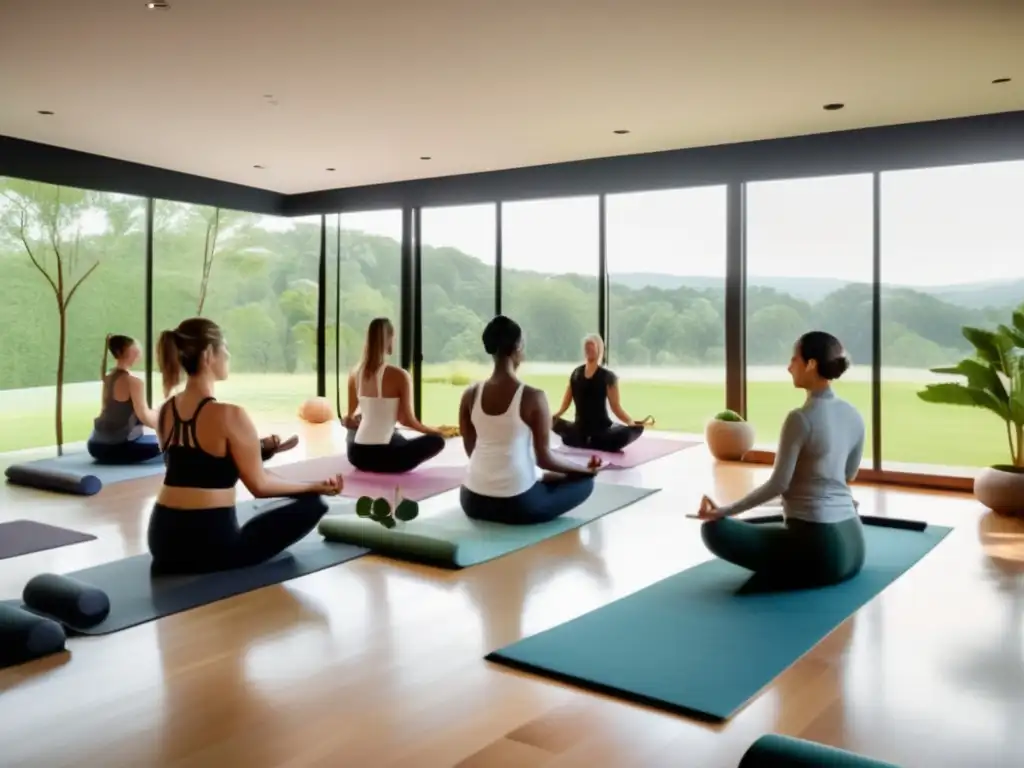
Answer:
[
  {"left": 270, "top": 454, "right": 466, "bottom": 502},
  {"left": 0, "top": 520, "right": 97, "bottom": 561},
  {"left": 553, "top": 436, "right": 699, "bottom": 469},
  {"left": 0, "top": 603, "right": 67, "bottom": 670},
  {"left": 319, "top": 483, "right": 659, "bottom": 568},
  {"left": 4, "top": 451, "right": 166, "bottom": 496},
  {"left": 486, "top": 522, "right": 951, "bottom": 721},
  {"left": 3, "top": 499, "right": 368, "bottom": 636},
  {"left": 738, "top": 734, "right": 902, "bottom": 767}
]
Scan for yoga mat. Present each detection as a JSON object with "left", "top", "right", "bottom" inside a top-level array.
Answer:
[
  {"left": 487, "top": 523, "right": 951, "bottom": 721},
  {"left": 554, "top": 435, "right": 698, "bottom": 469},
  {"left": 0, "top": 520, "right": 97, "bottom": 560},
  {"left": 739, "top": 734, "right": 901, "bottom": 767},
  {"left": 270, "top": 454, "right": 465, "bottom": 502},
  {"left": 319, "top": 483, "right": 659, "bottom": 568},
  {"left": 745, "top": 513, "right": 927, "bottom": 532},
  {"left": 3, "top": 500, "right": 368, "bottom": 636},
  {"left": 4, "top": 451, "right": 166, "bottom": 496}
]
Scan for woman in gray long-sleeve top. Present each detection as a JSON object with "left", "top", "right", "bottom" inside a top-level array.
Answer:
[{"left": 692, "top": 331, "right": 867, "bottom": 587}]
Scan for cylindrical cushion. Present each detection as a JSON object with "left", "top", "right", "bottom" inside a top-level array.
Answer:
[
  {"left": 23, "top": 574, "right": 111, "bottom": 629},
  {"left": 739, "top": 734, "right": 901, "bottom": 768},
  {"left": 0, "top": 603, "right": 66, "bottom": 669}
]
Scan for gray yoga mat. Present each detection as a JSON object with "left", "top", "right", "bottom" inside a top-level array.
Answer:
[
  {"left": 319, "top": 483, "right": 659, "bottom": 568},
  {"left": 3, "top": 500, "right": 368, "bottom": 635},
  {"left": 0, "top": 520, "right": 97, "bottom": 560}
]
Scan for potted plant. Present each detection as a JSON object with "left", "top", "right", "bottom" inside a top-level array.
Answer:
[
  {"left": 705, "top": 409, "right": 756, "bottom": 461},
  {"left": 917, "top": 303, "right": 1024, "bottom": 515},
  {"left": 355, "top": 486, "right": 420, "bottom": 529}
]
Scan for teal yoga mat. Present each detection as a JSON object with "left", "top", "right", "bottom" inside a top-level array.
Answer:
[
  {"left": 487, "top": 523, "right": 951, "bottom": 721},
  {"left": 739, "top": 734, "right": 901, "bottom": 767},
  {"left": 5, "top": 451, "right": 165, "bottom": 495},
  {"left": 318, "top": 483, "right": 658, "bottom": 568}
]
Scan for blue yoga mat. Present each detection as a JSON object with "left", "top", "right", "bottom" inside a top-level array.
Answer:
[
  {"left": 4, "top": 450, "right": 166, "bottom": 496},
  {"left": 487, "top": 523, "right": 951, "bottom": 722},
  {"left": 319, "top": 483, "right": 658, "bottom": 568}
]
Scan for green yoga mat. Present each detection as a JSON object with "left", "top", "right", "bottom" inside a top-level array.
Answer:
[
  {"left": 318, "top": 483, "right": 658, "bottom": 568},
  {"left": 739, "top": 734, "right": 901, "bottom": 767},
  {"left": 487, "top": 523, "right": 951, "bottom": 721}
]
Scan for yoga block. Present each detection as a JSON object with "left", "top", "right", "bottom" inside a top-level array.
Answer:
[
  {"left": 23, "top": 573, "right": 111, "bottom": 628},
  {"left": 0, "top": 603, "right": 67, "bottom": 669}
]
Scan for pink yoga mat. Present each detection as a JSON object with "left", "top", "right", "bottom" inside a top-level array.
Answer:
[
  {"left": 269, "top": 454, "right": 465, "bottom": 501},
  {"left": 553, "top": 436, "right": 699, "bottom": 469}
]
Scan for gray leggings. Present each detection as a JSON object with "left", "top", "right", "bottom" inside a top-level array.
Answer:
[{"left": 701, "top": 515, "right": 866, "bottom": 588}]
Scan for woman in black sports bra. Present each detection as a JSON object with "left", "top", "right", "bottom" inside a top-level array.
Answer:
[{"left": 148, "top": 317, "right": 343, "bottom": 574}]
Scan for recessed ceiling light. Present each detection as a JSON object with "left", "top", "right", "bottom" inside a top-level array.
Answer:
[
  {"left": 326, "top": 167, "right": 336, "bottom": 171},
  {"left": 823, "top": 102, "right": 845, "bottom": 111},
  {"left": 420, "top": 156, "right": 431, "bottom": 160},
  {"left": 253, "top": 164, "right": 265, "bottom": 169},
  {"left": 613, "top": 129, "right": 630, "bottom": 135},
  {"left": 37, "top": 110, "right": 54, "bottom": 115},
  {"left": 992, "top": 77, "right": 1011, "bottom": 84},
  {"left": 146, "top": 1, "right": 170, "bottom": 8}
]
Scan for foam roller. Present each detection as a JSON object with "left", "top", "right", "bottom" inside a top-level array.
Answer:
[
  {"left": 739, "top": 734, "right": 901, "bottom": 768},
  {"left": 23, "top": 573, "right": 111, "bottom": 629},
  {"left": 0, "top": 603, "right": 67, "bottom": 669}
]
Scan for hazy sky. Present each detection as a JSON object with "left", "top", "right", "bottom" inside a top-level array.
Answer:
[{"left": 334, "top": 160, "right": 1023, "bottom": 288}]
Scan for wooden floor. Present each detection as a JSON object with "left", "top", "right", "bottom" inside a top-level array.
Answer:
[{"left": 1, "top": 420, "right": 1022, "bottom": 768}]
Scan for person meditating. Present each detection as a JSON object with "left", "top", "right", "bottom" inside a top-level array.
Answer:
[
  {"left": 342, "top": 317, "right": 447, "bottom": 474},
  {"left": 87, "top": 334, "right": 162, "bottom": 464},
  {"left": 458, "top": 315, "right": 600, "bottom": 525},
  {"left": 148, "top": 317, "right": 342, "bottom": 575},
  {"left": 691, "top": 331, "right": 866, "bottom": 588},
  {"left": 552, "top": 333, "right": 647, "bottom": 453}
]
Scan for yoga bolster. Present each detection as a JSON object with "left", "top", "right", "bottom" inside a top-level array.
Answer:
[
  {"left": 23, "top": 574, "right": 111, "bottom": 628},
  {"left": 739, "top": 734, "right": 901, "bottom": 767},
  {"left": 745, "top": 514, "right": 926, "bottom": 532},
  {"left": 4, "top": 465, "right": 102, "bottom": 496},
  {"left": 0, "top": 603, "right": 66, "bottom": 669}
]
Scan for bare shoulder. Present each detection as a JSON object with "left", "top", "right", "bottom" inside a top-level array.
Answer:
[
  {"left": 459, "top": 382, "right": 478, "bottom": 407},
  {"left": 521, "top": 384, "right": 548, "bottom": 407}
]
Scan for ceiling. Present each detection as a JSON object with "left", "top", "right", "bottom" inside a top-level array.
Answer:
[{"left": 1, "top": 0, "right": 1022, "bottom": 195}]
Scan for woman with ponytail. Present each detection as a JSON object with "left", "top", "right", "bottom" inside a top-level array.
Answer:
[
  {"left": 87, "top": 334, "right": 162, "bottom": 464},
  {"left": 342, "top": 317, "right": 447, "bottom": 473},
  {"left": 148, "top": 317, "right": 342, "bottom": 574}
]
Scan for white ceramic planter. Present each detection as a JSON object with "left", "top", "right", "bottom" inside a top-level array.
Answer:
[
  {"left": 974, "top": 466, "right": 1024, "bottom": 516},
  {"left": 705, "top": 419, "right": 756, "bottom": 461}
]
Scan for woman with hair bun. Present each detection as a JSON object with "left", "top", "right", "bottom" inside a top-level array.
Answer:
[
  {"left": 87, "top": 334, "right": 162, "bottom": 464},
  {"left": 692, "top": 331, "right": 868, "bottom": 588},
  {"left": 457, "top": 315, "right": 599, "bottom": 525}
]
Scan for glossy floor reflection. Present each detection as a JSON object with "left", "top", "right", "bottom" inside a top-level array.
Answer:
[{"left": 0, "top": 421, "right": 1021, "bottom": 767}]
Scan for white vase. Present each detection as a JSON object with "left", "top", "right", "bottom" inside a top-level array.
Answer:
[
  {"left": 705, "top": 419, "right": 756, "bottom": 461},
  {"left": 974, "top": 466, "right": 1024, "bottom": 516}
]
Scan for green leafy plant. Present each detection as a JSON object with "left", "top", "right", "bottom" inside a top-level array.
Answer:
[
  {"left": 917, "top": 303, "right": 1024, "bottom": 470},
  {"left": 354, "top": 487, "right": 420, "bottom": 529},
  {"left": 714, "top": 409, "right": 745, "bottom": 423}
]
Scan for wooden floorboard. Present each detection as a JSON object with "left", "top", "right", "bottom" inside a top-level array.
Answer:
[{"left": 0, "top": 420, "right": 1021, "bottom": 767}]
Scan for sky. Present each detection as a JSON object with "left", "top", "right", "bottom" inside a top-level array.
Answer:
[{"left": 332, "top": 160, "right": 1024, "bottom": 288}]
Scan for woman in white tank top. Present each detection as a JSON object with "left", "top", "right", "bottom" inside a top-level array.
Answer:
[
  {"left": 342, "top": 318, "right": 448, "bottom": 474},
  {"left": 458, "top": 315, "right": 601, "bottom": 525}
]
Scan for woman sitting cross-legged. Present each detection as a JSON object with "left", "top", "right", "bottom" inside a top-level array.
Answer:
[
  {"left": 87, "top": 334, "right": 162, "bottom": 465},
  {"left": 552, "top": 333, "right": 646, "bottom": 453},
  {"left": 148, "top": 317, "right": 342, "bottom": 575},
  {"left": 342, "top": 317, "right": 447, "bottom": 474},
  {"left": 458, "top": 315, "right": 601, "bottom": 525},
  {"left": 691, "top": 331, "right": 867, "bottom": 589}
]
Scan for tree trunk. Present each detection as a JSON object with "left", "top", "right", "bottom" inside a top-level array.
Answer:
[
  {"left": 1016, "top": 424, "right": 1023, "bottom": 468},
  {"left": 56, "top": 301, "right": 67, "bottom": 456}
]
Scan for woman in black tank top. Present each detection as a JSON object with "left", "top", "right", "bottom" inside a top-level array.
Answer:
[
  {"left": 87, "top": 334, "right": 162, "bottom": 465},
  {"left": 551, "top": 334, "right": 646, "bottom": 453},
  {"left": 147, "top": 318, "right": 342, "bottom": 575}
]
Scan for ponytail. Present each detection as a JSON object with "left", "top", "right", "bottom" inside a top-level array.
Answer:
[
  {"left": 101, "top": 333, "right": 112, "bottom": 380},
  {"left": 157, "top": 330, "right": 182, "bottom": 397}
]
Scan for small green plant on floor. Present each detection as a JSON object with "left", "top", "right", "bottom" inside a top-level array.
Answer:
[
  {"left": 713, "top": 409, "right": 745, "bottom": 422},
  {"left": 917, "top": 302, "right": 1024, "bottom": 471},
  {"left": 355, "top": 487, "right": 420, "bottom": 529}
]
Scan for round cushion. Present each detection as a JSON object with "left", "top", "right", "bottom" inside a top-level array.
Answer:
[{"left": 299, "top": 397, "right": 335, "bottom": 424}]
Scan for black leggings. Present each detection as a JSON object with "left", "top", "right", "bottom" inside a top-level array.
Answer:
[
  {"left": 86, "top": 434, "right": 161, "bottom": 465},
  {"left": 460, "top": 474, "right": 596, "bottom": 525},
  {"left": 346, "top": 429, "right": 445, "bottom": 474},
  {"left": 701, "top": 515, "right": 866, "bottom": 588},
  {"left": 553, "top": 418, "right": 644, "bottom": 453},
  {"left": 147, "top": 495, "right": 329, "bottom": 574}
]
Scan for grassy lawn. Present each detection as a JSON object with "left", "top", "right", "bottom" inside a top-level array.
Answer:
[{"left": 1, "top": 370, "right": 1007, "bottom": 469}]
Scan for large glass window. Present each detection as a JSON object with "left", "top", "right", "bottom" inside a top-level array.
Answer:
[
  {"left": 419, "top": 204, "right": 497, "bottom": 426},
  {"left": 880, "top": 161, "right": 1023, "bottom": 470},
  {"left": 606, "top": 186, "right": 727, "bottom": 435},
  {"left": 745, "top": 175, "right": 874, "bottom": 459},
  {"left": 325, "top": 214, "right": 339, "bottom": 414},
  {"left": 0, "top": 178, "right": 146, "bottom": 453},
  {"left": 501, "top": 196, "right": 600, "bottom": 407},
  {"left": 152, "top": 203, "right": 320, "bottom": 430}
]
